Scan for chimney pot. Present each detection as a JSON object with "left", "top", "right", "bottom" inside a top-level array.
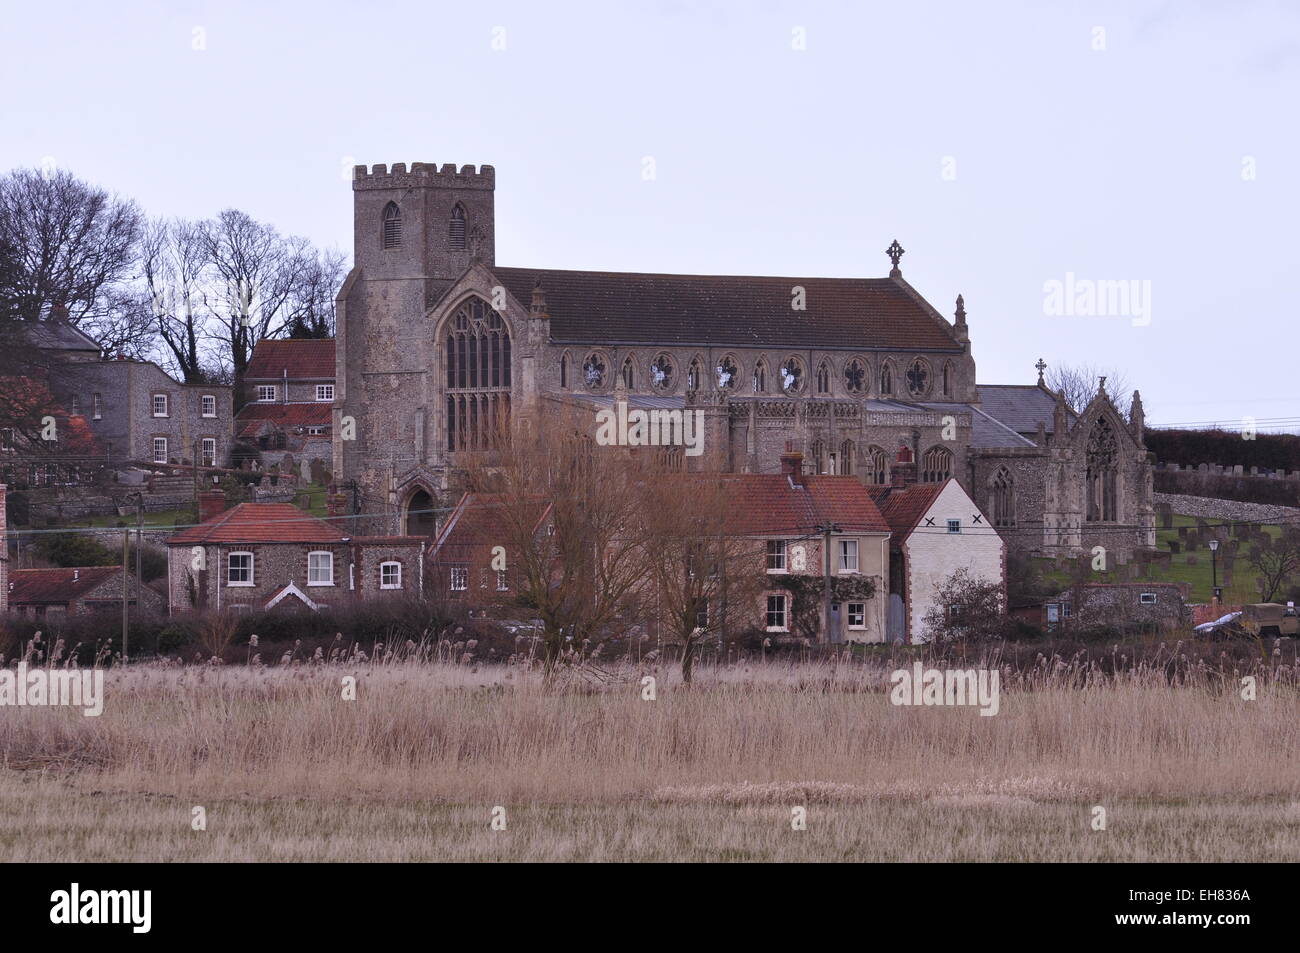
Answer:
[
  {"left": 891, "top": 446, "right": 917, "bottom": 486},
  {"left": 780, "top": 450, "right": 806, "bottom": 487}
]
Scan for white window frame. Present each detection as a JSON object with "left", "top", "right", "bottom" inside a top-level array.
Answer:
[
  {"left": 380, "top": 561, "right": 402, "bottom": 589},
  {"left": 227, "top": 551, "right": 254, "bottom": 587},
  {"left": 152, "top": 394, "right": 169, "bottom": 417},
  {"left": 1139, "top": 592, "right": 1157, "bottom": 605},
  {"left": 152, "top": 437, "right": 167, "bottom": 464},
  {"left": 766, "top": 593, "right": 788, "bottom": 631},
  {"left": 316, "top": 384, "right": 335, "bottom": 401},
  {"left": 201, "top": 437, "right": 216, "bottom": 466},
  {"left": 307, "top": 551, "right": 334, "bottom": 587},
  {"left": 947, "top": 519, "right": 961, "bottom": 534},
  {"left": 307, "top": 426, "right": 325, "bottom": 436},
  {"left": 257, "top": 385, "right": 277, "bottom": 402},
  {"left": 201, "top": 394, "right": 217, "bottom": 417},
  {"left": 450, "top": 566, "right": 468, "bottom": 591},
  {"left": 766, "top": 539, "right": 787, "bottom": 573},
  {"left": 496, "top": 569, "right": 509, "bottom": 591},
  {"left": 847, "top": 602, "right": 866, "bottom": 629},
  {"left": 92, "top": 392, "right": 102, "bottom": 420},
  {"left": 839, "top": 539, "right": 859, "bottom": 573}
]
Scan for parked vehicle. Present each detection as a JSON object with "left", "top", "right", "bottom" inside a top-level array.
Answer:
[{"left": 1241, "top": 602, "right": 1299, "bottom": 638}]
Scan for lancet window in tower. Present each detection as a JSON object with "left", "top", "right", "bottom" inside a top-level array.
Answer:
[
  {"left": 449, "top": 204, "right": 467, "bottom": 250},
  {"left": 382, "top": 202, "right": 402, "bottom": 249}
]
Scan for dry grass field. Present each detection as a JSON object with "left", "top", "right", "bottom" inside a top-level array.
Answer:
[{"left": 2, "top": 653, "right": 1298, "bottom": 862}]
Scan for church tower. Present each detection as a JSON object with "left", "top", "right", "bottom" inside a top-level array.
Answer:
[{"left": 351, "top": 162, "right": 495, "bottom": 299}]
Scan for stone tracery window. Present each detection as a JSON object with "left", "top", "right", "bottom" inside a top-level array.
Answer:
[
  {"left": 906, "top": 358, "right": 930, "bottom": 397},
  {"left": 780, "top": 358, "right": 804, "bottom": 393},
  {"left": 621, "top": 356, "right": 635, "bottom": 389},
  {"left": 1086, "top": 416, "right": 1119, "bottom": 522},
  {"left": 921, "top": 445, "right": 952, "bottom": 483},
  {"left": 837, "top": 439, "right": 855, "bottom": 476},
  {"left": 843, "top": 358, "right": 866, "bottom": 394},
  {"left": 445, "top": 296, "right": 511, "bottom": 451},
  {"left": 815, "top": 361, "right": 830, "bottom": 394},
  {"left": 865, "top": 445, "right": 888, "bottom": 484},
  {"left": 583, "top": 353, "right": 607, "bottom": 389},
  {"left": 880, "top": 361, "right": 894, "bottom": 396},
  {"left": 650, "top": 354, "right": 674, "bottom": 390},
  {"left": 990, "top": 466, "right": 1015, "bottom": 527},
  {"left": 753, "top": 359, "right": 768, "bottom": 393},
  {"left": 686, "top": 358, "right": 701, "bottom": 393},
  {"left": 942, "top": 361, "right": 953, "bottom": 397},
  {"left": 716, "top": 355, "right": 738, "bottom": 389}
]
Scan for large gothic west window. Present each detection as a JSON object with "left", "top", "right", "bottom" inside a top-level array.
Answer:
[
  {"left": 990, "top": 466, "right": 1015, "bottom": 527},
  {"left": 1086, "top": 417, "right": 1119, "bottom": 522},
  {"left": 445, "top": 297, "right": 511, "bottom": 451}
]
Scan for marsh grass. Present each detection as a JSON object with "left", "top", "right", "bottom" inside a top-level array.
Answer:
[{"left": 1, "top": 654, "right": 1297, "bottom": 861}]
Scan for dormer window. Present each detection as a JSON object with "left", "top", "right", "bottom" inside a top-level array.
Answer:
[{"left": 382, "top": 202, "right": 402, "bottom": 249}]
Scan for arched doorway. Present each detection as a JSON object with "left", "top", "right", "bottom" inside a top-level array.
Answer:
[{"left": 405, "top": 488, "right": 436, "bottom": 537}]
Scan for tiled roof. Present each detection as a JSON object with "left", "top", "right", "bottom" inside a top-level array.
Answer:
[
  {"left": 168, "top": 503, "right": 346, "bottom": 545},
  {"left": 9, "top": 566, "right": 120, "bottom": 604},
  {"left": 245, "top": 338, "right": 336, "bottom": 381},
  {"left": 235, "top": 402, "right": 332, "bottom": 438},
  {"left": 433, "top": 493, "right": 552, "bottom": 559},
  {"left": 977, "top": 384, "right": 1075, "bottom": 437},
  {"left": 866, "top": 481, "right": 947, "bottom": 539},
  {"left": 717, "top": 473, "right": 890, "bottom": 536},
  {"left": 491, "top": 267, "right": 962, "bottom": 351},
  {"left": 26, "top": 320, "right": 101, "bottom": 352}
]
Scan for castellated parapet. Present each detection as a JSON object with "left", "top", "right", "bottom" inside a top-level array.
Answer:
[{"left": 353, "top": 163, "right": 496, "bottom": 191}]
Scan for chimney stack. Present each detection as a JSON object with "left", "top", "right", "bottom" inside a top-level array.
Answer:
[
  {"left": 199, "top": 489, "right": 228, "bottom": 523},
  {"left": 780, "top": 445, "right": 806, "bottom": 488},
  {"left": 891, "top": 446, "right": 917, "bottom": 487}
]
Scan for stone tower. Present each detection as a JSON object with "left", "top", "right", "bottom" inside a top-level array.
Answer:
[{"left": 351, "top": 162, "right": 496, "bottom": 301}]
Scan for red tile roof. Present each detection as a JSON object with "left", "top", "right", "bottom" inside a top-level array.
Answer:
[
  {"left": 492, "top": 267, "right": 962, "bottom": 351},
  {"left": 9, "top": 566, "right": 121, "bottom": 604},
  {"left": 866, "top": 481, "right": 947, "bottom": 538},
  {"left": 168, "top": 503, "right": 346, "bottom": 545},
  {"left": 235, "top": 402, "right": 332, "bottom": 437},
  {"left": 245, "top": 338, "right": 335, "bottom": 381},
  {"left": 433, "top": 493, "right": 552, "bottom": 559},
  {"left": 717, "top": 473, "right": 890, "bottom": 536}
]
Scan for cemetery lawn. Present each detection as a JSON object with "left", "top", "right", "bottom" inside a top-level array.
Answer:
[{"left": 1035, "top": 513, "right": 1285, "bottom": 605}]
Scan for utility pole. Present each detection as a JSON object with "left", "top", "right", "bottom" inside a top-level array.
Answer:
[
  {"left": 134, "top": 491, "right": 144, "bottom": 616},
  {"left": 121, "top": 529, "right": 129, "bottom": 664},
  {"left": 820, "top": 521, "right": 842, "bottom": 644},
  {"left": 192, "top": 439, "right": 200, "bottom": 523}
]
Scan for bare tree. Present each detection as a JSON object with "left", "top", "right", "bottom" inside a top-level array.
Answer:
[
  {"left": 1045, "top": 362, "right": 1131, "bottom": 416},
  {"left": 921, "top": 567, "right": 1008, "bottom": 643},
  {"left": 284, "top": 246, "right": 347, "bottom": 339},
  {"left": 1247, "top": 531, "right": 1300, "bottom": 603},
  {"left": 639, "top": 473, "right": 764, "bottom": 682},
  {"left": 198, "top": 209, "right": 298, "bottom": 403},
  {"left": 465, "top": 409, "right": 652, "bottom": 672},
  {"left": 140, "top": 217, "right": 209, "bottom": 383},
  {"left": 0, "top": 168, "right": 142, "bottom": 334}
]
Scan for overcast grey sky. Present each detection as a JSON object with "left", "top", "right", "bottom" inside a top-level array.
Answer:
[{"left": 2, "top": 0, "right": 1296, "bottom": 429}]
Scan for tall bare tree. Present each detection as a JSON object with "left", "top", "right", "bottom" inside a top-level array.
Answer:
[
  {"left": 465, "top": 409, "right": 652, "bottom": 672},
  {"left": 284, "top": 245, "right": 347, "bottom": 339},
  {"left": 140, "top": 217, "right": 208, "bottom": 383},
  {"left": 638, "top": 473, "right": 764, "bottom": 682},
  {"left": 0, "top": 167, "right": 142, "bottom": 336},
  {"left": 198, "top": 209, "right": 298, "bottom": 403}
]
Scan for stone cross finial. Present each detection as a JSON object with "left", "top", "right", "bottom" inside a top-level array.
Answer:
[
  {"left": 885, "top": 239, "right": 905, "bottom": 276},
  {"left": 954, "top": 294, "right": 967, "bottom": 325},
  {"left": 1035, "top": 358, "right": 1047, "bottom": 383}
]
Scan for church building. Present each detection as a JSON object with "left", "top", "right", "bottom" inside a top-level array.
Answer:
[{"left": 333, "top": 162, "right": 1155, "bottom": 562}]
